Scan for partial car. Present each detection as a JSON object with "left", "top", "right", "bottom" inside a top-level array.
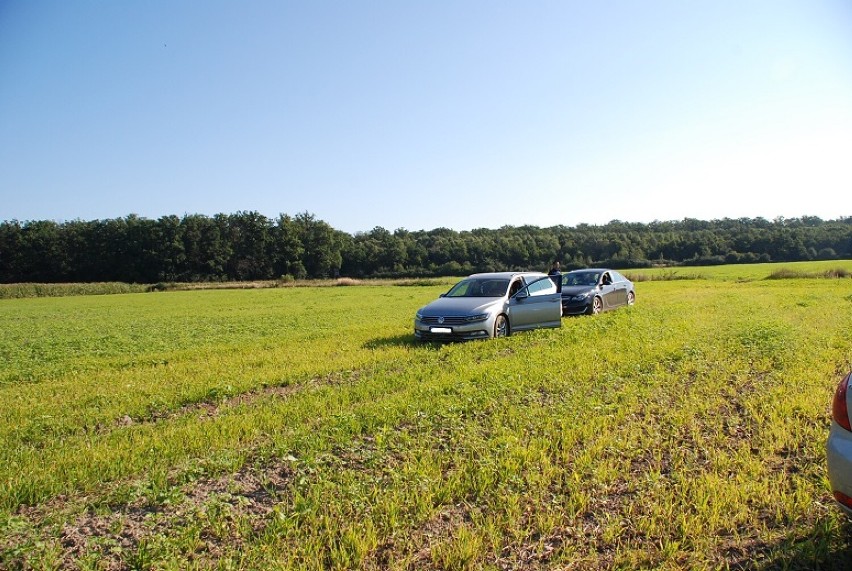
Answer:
[
  {"left": 560, "top": 268, "right": 635, "bottom": 316},
  {"left": 827, "top": 371, "right": 852, "bottom": 517},
  {"left": 414, "top": 271, "right": 562, "bottom": 341}
]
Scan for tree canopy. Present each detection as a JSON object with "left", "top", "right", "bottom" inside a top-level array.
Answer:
[{"left": 1, "top": 214, "right": 850, "bottom": 283}]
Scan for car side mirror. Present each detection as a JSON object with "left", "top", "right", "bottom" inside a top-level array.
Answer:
[
  {"left": 515, "top": 291, "right": 529, "bottom": 300},
  {"left": 439, "top": 293, "right": 446, "bottom": 298}
]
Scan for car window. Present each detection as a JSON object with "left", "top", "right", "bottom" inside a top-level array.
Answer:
[
  {"left": 508, "top": 279, "right": 523, "bottom": 297},
  {"left": 479, "top": 279, "right": 508, "bottom": 296},
  {"left": 563, "top": 271, "right": 599, "bottom": 286},
  {"left": 612, "top": 271, "right": 626, "bottom": 283},
  {"left": 446, "top": 278, "right": 509, "bottom": 297},
  {"left": 445, "top": 280, "right": 472, "bottom": 297},
  {"left": 525, "top": 277, "right": 557, "bottom": 297}
]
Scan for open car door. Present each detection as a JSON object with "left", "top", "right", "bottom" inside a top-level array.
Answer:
[{"left": 508, "top": 276, "right": 562, "bottom": 331}]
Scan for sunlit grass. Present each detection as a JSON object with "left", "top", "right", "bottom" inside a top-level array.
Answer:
[
  {"left": 0, "top": 276, "right": 458, "bottom": 299},
  {"left": 0, "top": 282, "right": 150, "bottom": 299},
  {"left": 627, "top": 259, "right": 852, "bottom": 282},
  {"left": 1, "top": 262, "right": 852, "bottom": 569}
]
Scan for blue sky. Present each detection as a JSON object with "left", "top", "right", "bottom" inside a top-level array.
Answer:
[{"left": 1, "top": 1, "right": 850, "bottom": 234}]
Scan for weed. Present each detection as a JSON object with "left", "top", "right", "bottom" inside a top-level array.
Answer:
[{"left": 766, "top": 267, "right": 851, "bottom": 280}]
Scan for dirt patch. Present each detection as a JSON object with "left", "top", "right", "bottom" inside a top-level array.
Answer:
[
  {"left": 50, "top": 457, "right": 297, "bottom": 570},
  {"left": 366, "top": 503, "right": 470, "bottom": 570},
  {"left": 115, "top": 370, "right": 359, "bottom": 429}
]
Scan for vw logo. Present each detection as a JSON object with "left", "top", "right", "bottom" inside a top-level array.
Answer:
[{"left": 438, "top": 316, "right": 445, "bottom": 324}]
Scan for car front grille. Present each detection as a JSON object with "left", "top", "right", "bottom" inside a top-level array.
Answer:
[{"left": 420, "top": 316, "right": 469, "bottom": 326}]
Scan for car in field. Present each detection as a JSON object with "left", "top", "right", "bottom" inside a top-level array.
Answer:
[
  {"left": 560, "top": 268, "right": 635, "bottom": 316},
  {"left": 827, "top": 371, "right": 852, "bottom": 517},
  {"left": 414, "top": 271, "right": 562, "bottom": 341}
]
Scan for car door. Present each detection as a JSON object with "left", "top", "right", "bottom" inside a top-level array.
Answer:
[
  {"left": 509, "top": 277, "right": 562, "bottom": 330},
  {"left": 610, "top": 271, "right": 628, "bottom": 306},
  {"left": 599, "top": 272, "right": 619, "bottom": 310}
]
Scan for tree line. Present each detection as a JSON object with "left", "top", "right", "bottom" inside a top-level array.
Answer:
[{"left": 0, "top": 212, "right": 850, "bottom": 284}]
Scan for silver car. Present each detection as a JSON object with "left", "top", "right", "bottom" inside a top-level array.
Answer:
[
  {"left": 414, "top": 271, "right": 562, "bottom": 341},
  {"left": 827, "top": 371, "right": 852, "bottom": 516}
]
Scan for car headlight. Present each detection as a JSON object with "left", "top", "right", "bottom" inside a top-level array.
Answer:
[
  {"left": 569, "top": 293, "right": 590, "bottom": 301},
  {"left": 465, "top": 313, "right": 489, "bottom": 322},
  {"left": 415, "top": 311, "right": 424, "bottom": 320}
]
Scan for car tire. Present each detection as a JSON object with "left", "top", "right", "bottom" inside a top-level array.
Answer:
[
  {"left": 627, "top": 291, "right": 635, "bottom": 306},
  {"left": 587, "top": 296, "right": 603, "bottom": 315},
  {"left": 494, "top": 314, "right": 510, "bottom": 338}
]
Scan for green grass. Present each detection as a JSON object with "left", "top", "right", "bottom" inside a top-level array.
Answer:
[
  {"left": 625, "top": 259, "right": 852, "bottom": 282},
  {"left": 0, "top": 277, "right": 459, "bottom": 299},
  {"left": 0, "top": 282, "right": 150, "bottom": 299},
  {"left": 1, "top": 261, "right": 852, "bottom": 569}
]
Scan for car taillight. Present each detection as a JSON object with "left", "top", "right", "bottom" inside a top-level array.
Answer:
[
  {"left": 835, "top": 491, "right": 852, "bottom": 511},
  {"left": 832, "top": 372, "right": 852, "bottom": 432}
]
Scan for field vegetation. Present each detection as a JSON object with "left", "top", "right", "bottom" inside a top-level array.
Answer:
[
  {"left": 0, "top": 278, "right": 455, "bottom": 300},
  {"left": 0, "top": 282, "right": 151, "bottom": 300},
  {"left": 1, "top": 261, "right": 852, "bottom": 569}
]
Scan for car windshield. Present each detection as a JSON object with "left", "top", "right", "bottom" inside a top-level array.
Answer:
[
  {"left": 563, "top": 271, "right": 600, "bottom": 286},
  {"left": 445, "top": 278, "right": 510, "bottom": 298}
]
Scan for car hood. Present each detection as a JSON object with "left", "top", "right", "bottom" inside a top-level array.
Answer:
[
  {"left": 561, "top": 285, "right": 596, "bottom": 296},
  {"left": 419, "top": 297, "right": 503, "bottom": 316}
]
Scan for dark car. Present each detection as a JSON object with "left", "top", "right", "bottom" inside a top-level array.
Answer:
[{"left": 560, "top": 268, "right": 635, "bottom": 315}]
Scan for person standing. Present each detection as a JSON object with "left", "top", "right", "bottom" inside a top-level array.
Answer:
[{"left": 548, "top": 260, "right": 562, "bottom": 291}]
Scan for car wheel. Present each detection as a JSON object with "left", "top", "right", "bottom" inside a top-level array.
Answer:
[
  {"left": 627, "top": 291, "right": 635, "bottom": 306},
  {"left": 587, "top": 296, "right": 603, "bottom": 315},
  {"left": 494, "top": 314, "right": 510, "bottom": 338}
]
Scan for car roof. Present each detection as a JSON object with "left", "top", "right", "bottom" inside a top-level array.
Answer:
[
  {"left": 566, "top": 268, "right": 612, "bottom": 273},
  {"left": 466, "top": 271, "right": 547, "bottom": 280}
]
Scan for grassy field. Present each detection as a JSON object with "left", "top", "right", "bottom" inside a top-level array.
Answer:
[{"left": 1, "top": 261, "right": 852, "bottom": 570}]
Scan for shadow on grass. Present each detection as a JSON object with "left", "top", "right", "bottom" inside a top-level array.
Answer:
[
  {"left": 362, "top": 334, "right": 426, "bottom": 349},
  {"left": 733, "top": 518, "right": 852, "bottom": 571},
  {"left": 362, "top": 334, "right": 463, "bottom": 350}
]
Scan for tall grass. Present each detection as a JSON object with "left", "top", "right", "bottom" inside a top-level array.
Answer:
[
  {"left": 0, "top": 282, "right": 149, "bottom": 299},
  {"left": 0, "top": 277, "right": 458, "bottom": 299},
  {"left": 4, "top": 261, "right": 850, "bottom": 300},
  {"left": 766, "top": 267, "right": 851, "bottom": 280},
  {"left": 628, "top": 259, "right": 852, "bottom": 282},
  {"left": 625, "top": 269, "right": 706, "bottom": 282}
]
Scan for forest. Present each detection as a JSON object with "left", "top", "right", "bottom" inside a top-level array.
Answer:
[{"left": 0, "top": 212, "right": 850, "bottom": 283}]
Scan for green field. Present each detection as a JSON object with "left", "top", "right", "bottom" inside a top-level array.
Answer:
[{"left": 2, "top": 261, "right": 852, "bottom": 570}]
